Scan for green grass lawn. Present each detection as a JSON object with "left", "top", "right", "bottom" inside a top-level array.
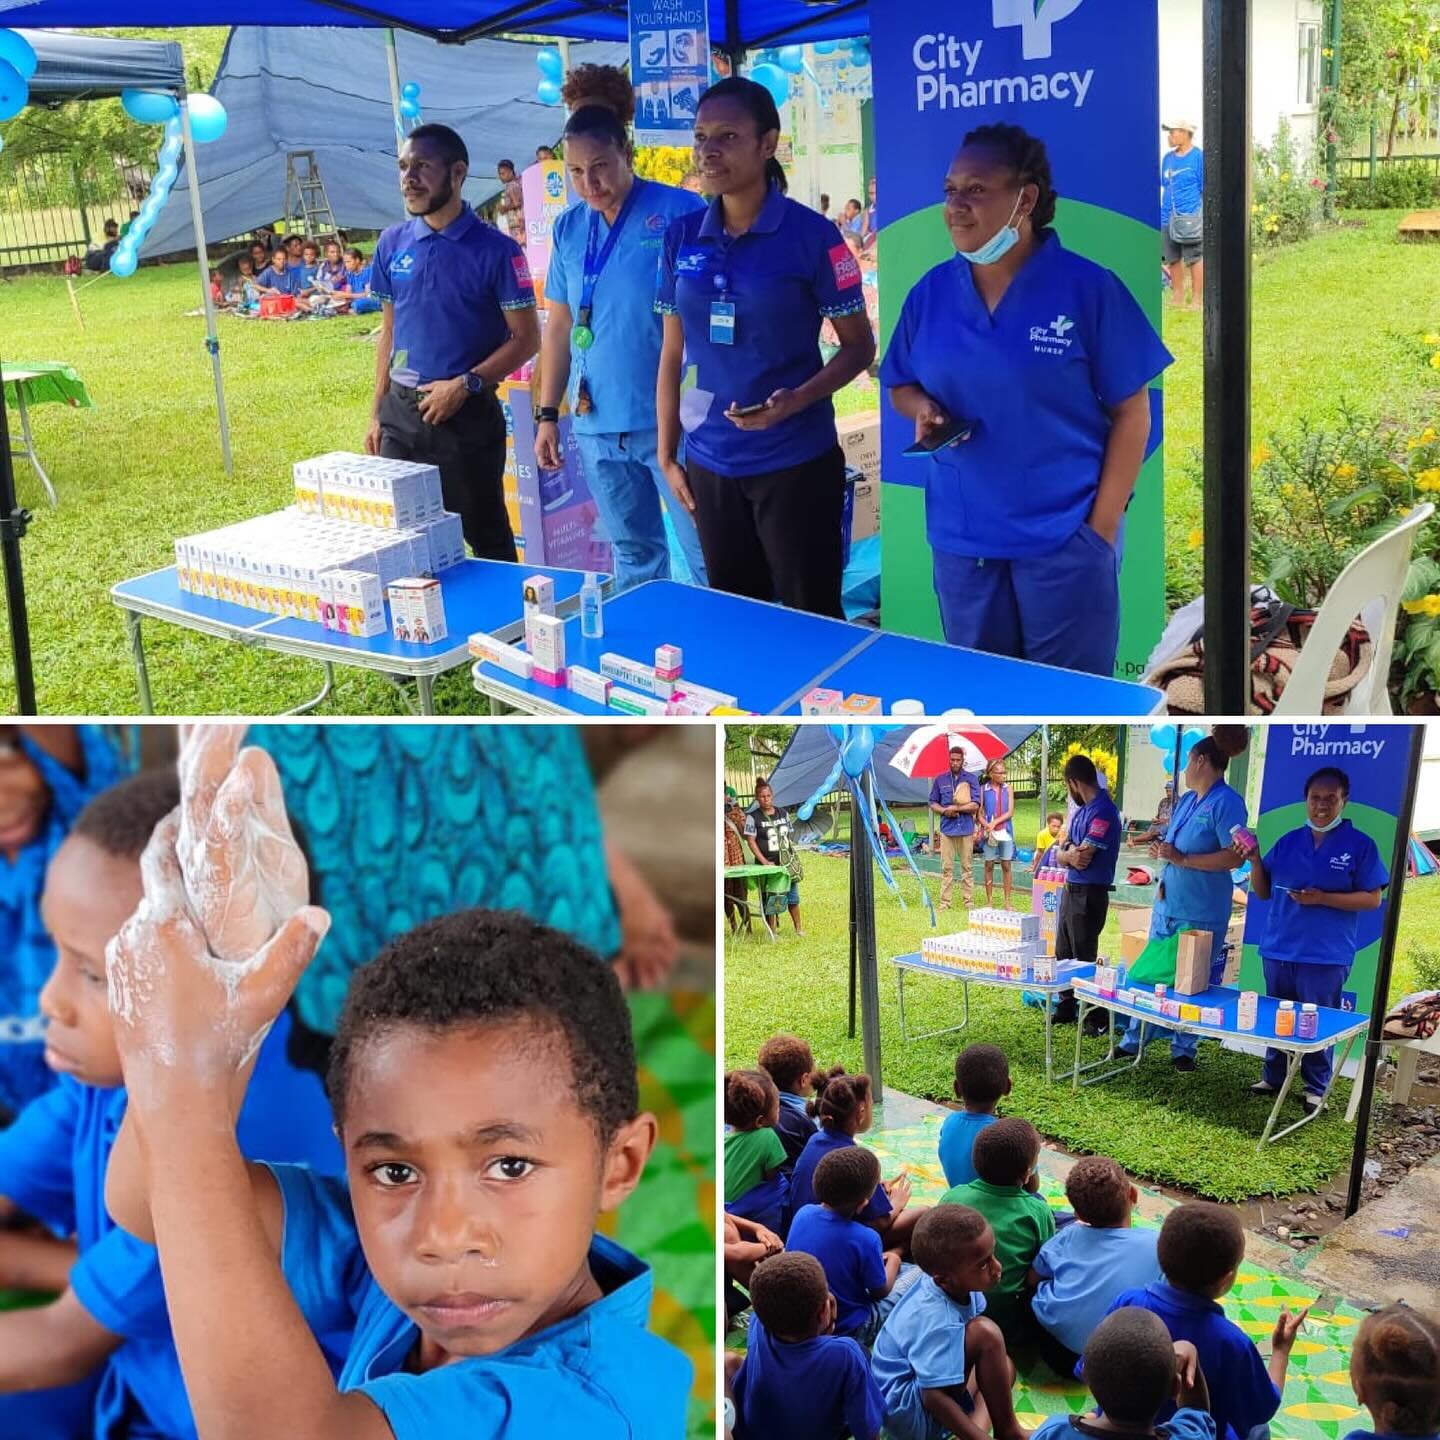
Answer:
[
  {"left": 0, "top": 210, "right": 1435, "bottom": 712},
  {"left": 725, "top": 850, "right": 1438, "bottom": 1201}
]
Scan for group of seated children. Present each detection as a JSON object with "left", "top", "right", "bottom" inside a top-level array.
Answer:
[
  {"left": 724, "top": 1038, "right": 1412, "bottom": 1440},
  {"left": 213, "top": 234, "right": 376, "bottom": 316}
]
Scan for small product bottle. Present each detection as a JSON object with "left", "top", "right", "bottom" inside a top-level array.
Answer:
[
  {"left": 1298, "top": 1002, "right": 1320, "bottom": 1040},
  {"left": 580, "top": 572, "right": 603, "bottom": 640},
  {"left": 1155, "top": 983, "right": 1168, "bottom": 999},
  {"left": 1276, "top": 999, "right": 1297, "bottom": 1037}
]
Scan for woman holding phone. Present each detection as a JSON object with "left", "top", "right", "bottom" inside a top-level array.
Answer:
[
  {"left": 881, "top": 124, "right": 1172, "bottom": 675},
  {"left": 656, "top": 77, "right": 875, "bottom": 618}
]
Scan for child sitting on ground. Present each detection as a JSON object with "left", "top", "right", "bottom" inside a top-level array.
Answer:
[
  {"left": 1026, "top": 1155, "right": 1162, "bottom": 1375},
  {"left": 1030, "top": 1308, "right": 1214, "bottom": 1440},
  {"left": 788, "top": 1147, "right": 914, "bottom": 1344},
  {"left": 938, "top": 1044, "right": 1008, "bottom": 1188},
  {"left": 1346, "top": 1304, "right": 1440, "bottom": 1440},
  {"left": 757, "top": 1034, "right": 819, "bottom": 1169},
  {"left": 1034, "top": 812, "right": 1064, "bottom": 867},
  {"left": 870, "top": 1204, "right": 1028, "bottom": 1440},
  {"left": 725, "top": 1069, "right": 789, "bottom": 1232},
  {"left": 104, "top": 732, "right": 692, "bottom": 1438},
  {"left": 732, "top": 1251, "right": 885, "bottom": 1440},
  {"left": 1100, "top": 1202, "right": 1306, "bottom": 1440},
  {"left": 940, "top": 1116, "right": 1054, "bottom": 1338}
]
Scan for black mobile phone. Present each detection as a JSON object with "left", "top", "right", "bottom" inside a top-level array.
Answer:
[
  {"left": 904, "top": 419, "right": 974, "bottom": 457},
  {"left": 728, "top": 401, "right": 770, "bottom": 417}
]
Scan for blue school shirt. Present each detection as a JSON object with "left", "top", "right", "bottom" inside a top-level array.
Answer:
[
  {"left": 656, "top": 184, "right": 869, "bottom": 477},
  {"left": 0, "top": 728, "right": 123, "bottom": 1116},
  {"left": 1156, "top": 780, "right": 1249, "bottom": 927},
  {"left": 1030, "top": 1224, "right": 1162, "bottom": 1355},
  {"left": 938, "top": 1110, "right": 996, "bottom": 1188},
  {"left": 347, "top": 264, "right": 373, "bottom": 293},
  {"left": 258, "top": 264, "right": 304, "bottom": 296},
  {"left": 1259, "top": 819, "right": 1388, "bottom": 968},
  {"left": 1100, "top": 1281, "right": 1280, "bottom": 1440},
  {"left": 870, "top": 1275, "right": 986, "bottom": 1440},
  {"left": 371, "top": 202, "right": 536, "bottom": 388},
  {"left": 268, "top": 1164, "right": 691, "bottom": 1438},
  {"left": 787, "top": 1204, "right": 888, "bottom": 1337},
  {"left": 929, "top": 770, "right": 979, "bottom": 839},
  {"left": 0, "top": 1011, "right": 342, "bottom": 1440},
  {"left": 879, "top": 232, "right": 1173, "bottom": 559},
  {"left": 1162, "top": 147, "right": 1205, "bottom": 225},
  {"left": 733, "top": 1320, "right": 885, "bottom": 1440},
  {"left": 1066, "top": 791, "right": 1123, "bottom": 888},
  {"left": 791, "top": 1130, "right": 893, "bottom": 1225},
  {"left": 1032, "top": 1407, "right": 1217, "bottom": 1440},
  {"left": 547, "top": 179, "right": 704, "bottom": 437},
  {"left": 775, "top": 1090, "right": 817, "bottom": 1167}
]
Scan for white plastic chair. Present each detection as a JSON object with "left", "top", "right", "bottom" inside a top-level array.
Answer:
[{"left": 1274, "top": 503, "right": 1435, "bottom": 716}]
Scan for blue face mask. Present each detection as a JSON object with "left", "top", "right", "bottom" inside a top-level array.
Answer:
[
  {"left": 957, "top": 191, "right": 1026, "bottom": 267},
  {"left": 1310, "top": 810, "right": 1345, "bottom": 833}
]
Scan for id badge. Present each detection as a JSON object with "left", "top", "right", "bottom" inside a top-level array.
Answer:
[{"left": 710, "top": 300, "right": 736, "bottom": 346}]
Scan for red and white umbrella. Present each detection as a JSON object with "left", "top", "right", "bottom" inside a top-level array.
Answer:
[{"left": 888, "top": 724, "right": 1012, "bottom": 780}]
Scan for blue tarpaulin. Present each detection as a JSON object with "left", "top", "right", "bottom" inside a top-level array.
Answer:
[
  {"left": 137, "top": 27, "right": 626, "bottom": 258},
  {"left": 21, "top": 29, "right": 185, "bottom": 100}
]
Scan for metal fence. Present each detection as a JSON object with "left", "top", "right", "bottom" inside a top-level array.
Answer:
[
  {"left": 1340, "top": 151, "right": 1440, "bottom": 179},
  {"left": 0, "top": 149, "right": 152, "bottom": 269}
]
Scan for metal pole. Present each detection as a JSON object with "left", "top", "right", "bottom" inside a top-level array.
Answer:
[
  {"left": 1114, "top": 724, "right": 1128, "bottom": 813},
  {"left": 856, "top": 767, "right": 883, "bottom": 1091},
  {"left": 848, "top": 798, "right": 859, "bottom": 1039},
  {"left": 1202, "top": 0, "right": 1252, "bottom": 715},
  {"left": 0, "top": 362, "right": 36, "bottom": 713},
  {"left": 385, "top": 28, "right": 406, "bottom": 156},
  {"left": 1323, "top": 0, "right": 1342, "bottom": 219},
  {"left": 178, "top": 96, "right": 233, "bottom": 478},
  {"left": 1346, "top": 724, "right": 1425, "bottom": 1217},
  {"left": 1039, "top": 724, "right": 1049, "bottom": 831}
]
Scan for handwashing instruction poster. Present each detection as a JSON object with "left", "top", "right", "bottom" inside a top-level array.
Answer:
[{"left": 631, "top": 0, "right": 710, "bottom": 148}]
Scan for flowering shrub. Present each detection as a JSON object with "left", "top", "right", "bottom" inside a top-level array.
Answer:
[{"left": 1251, "top": 119, "right": 1325, "bottom": 247}]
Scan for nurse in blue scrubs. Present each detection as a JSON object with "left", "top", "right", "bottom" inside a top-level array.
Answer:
[
  {"left": 537, "top": 103, "right": 710, "bottom": 591},
  {"left": 1249, "top": 766, "right": 1389, "bottom": 1112},
  {"left": 881, "top": 124, "right": 1174, "bottom": 676}
]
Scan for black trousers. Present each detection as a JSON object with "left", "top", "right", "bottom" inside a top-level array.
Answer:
[
  {"left": 379, "top": 384, "right": 515, "bottom": 561},
  {"left": 686, "top": 445, "right": 845, "bottom": 619},
  {"left": 1055, "top": 883, "right": 1110, "bottom": 964}
]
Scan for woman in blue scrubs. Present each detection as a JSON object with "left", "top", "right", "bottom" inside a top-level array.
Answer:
[
  {"left": 1249, "top": 765, "right": 1388, "bottom": 1112},
  {"left": 656, "top": 78, "right": 876, "bottom": 618},
  {"left": 881, "top": 124, "right": 1173, "bottom": 676},
  {"left": 537, "top": 102, "right": 709, "bottom": 591}
]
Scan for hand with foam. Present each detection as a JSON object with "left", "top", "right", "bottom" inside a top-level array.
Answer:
[{"left": 176, "top": 725, "right": 311, "bottom": 962}]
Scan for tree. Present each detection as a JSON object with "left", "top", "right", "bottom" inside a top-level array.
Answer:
[{"left": 1328, "top": 0, "right": 1440, "bottom": 156}]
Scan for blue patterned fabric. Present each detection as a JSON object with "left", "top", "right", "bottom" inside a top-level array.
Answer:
[{"left": 256, "top": 725, "right": 622, "bottom": 1035}]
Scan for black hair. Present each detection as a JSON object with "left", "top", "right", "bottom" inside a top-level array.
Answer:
[
  {"left": 1065, "top": 1156, "right": 1132, "bottom": 1228},
  {"left": 953, "top": 1043, "right": 1009, "bottom": 1108},
  {"left": 1305, "top": 766, "right": 1351, "bottom": 800},
  {"left": 749, "top": 1252, "right": 829, "bottom": 1340},
  {"left": 344, "top": 246, "right": 365, "bottom": 262},
  {"left": 813, "top": 1145, "right": 881, "bottom": 1213},
  {"left": 807, "top": 1067, "right": 872, "bottom": 1131},
  {"left": 755, "top": 776, "right": 774, "bottom": 795},
  {"left": 1157, "top": 1202, "right": 1245, "bottom": 1293},
  {"left": 1190, "top": 737, "right": 1231, "bottom": 774},
  {"left": 285, "top": 234, "right": 303, "bottom": 247},
  {"left": 962, "top": 122, "right": 1059, "bottom": 230},
  {"left": 497, "top": 156, "right": 516, "bottom": 173},
  {"left": 724, "top": 1069, "right": 777, "bottom": 1129},
  {"left": 271, "top": 245, "right": 288, "bottom": 258},
  {"left": 71, "top": 769, "right": 181, "bottom": 861},
  {"left": 327, "top": 908, "right": 637, "bottom": 1141},
  {"left": 972, "top": 1116, "right": 1040, "bottom": 1186},
  {"left": 699, "top": 77, "right": 788, "bottom": 194},
  {"left": 408, "top": 124, "right": 469, "bottom": 169},
  {"left": 757, "top": 1034, "right": 817, "bottom": 1093},
  {"left": 104, "top": 218, "right": 119, "bottom": 235},
  {"left": 561, "top": 62, "right": 636, "bottom": 126},
  {"left": 301, "top": 239, "right": 320, "bottom": 254},
  {"left": 1064, "top": 754, "right": 1098, "bottom": 788},
  {"left": 1355, "top": 1305, "right": 1440, "bottom": 1434},
  {"left": 1084, "top": 1309, "right": 1178, "bottom": 1425},
  {"left": 1047, "top": 811, "right": 1064, "bottom": 823},
  {"left": 563, "top": 104, "right": 631, "bottom": 156},
  {"left": 912, "top": 1204, "right": 990, "bottom": 1275},
  {"left": 846, "top": 197, "right": 862, "bottom": 210}
]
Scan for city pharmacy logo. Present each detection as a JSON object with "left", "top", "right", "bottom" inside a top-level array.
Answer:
[
  {"left": 1030, "top": 313, "right": 1076, "bottom": 356},
  {"left": 994, "top": 0, "right": 1086, "bottom": 61}
]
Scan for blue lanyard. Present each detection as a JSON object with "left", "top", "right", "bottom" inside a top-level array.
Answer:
[{"left": 577, "top": 178, "right": 645, "bottom": 331}]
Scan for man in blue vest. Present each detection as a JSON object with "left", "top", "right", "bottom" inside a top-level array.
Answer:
[{"left": 929, "top": 746, "right": 980, "bottom": 910}]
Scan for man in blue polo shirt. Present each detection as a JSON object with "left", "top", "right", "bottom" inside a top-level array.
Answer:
[
  {"left": 929, "top": 746, "right": 980, "bottom": 911},
  {"left": 1249, "top": 765, "right": 1388, "bottom": 1109},
  {"left": 1161, "top": 121, "right": 1205, "bottom": 309},
  {"left": 1052, "top": 754, "right": 1121, "bottom": 1024},
  {"left": 367, "top": 124, "right": 541, "bottom": 560}
]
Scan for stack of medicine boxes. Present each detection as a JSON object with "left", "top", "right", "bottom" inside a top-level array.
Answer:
[{"left": 921, "top": 910, "right": 1052, "bottom": 983}]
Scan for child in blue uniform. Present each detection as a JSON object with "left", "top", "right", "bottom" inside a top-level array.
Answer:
[
  {"left": 732, "top": 1251, "right": 885, "bottom": 1440},
  {"left": 104, "top": 736, "right": 690, "bottom": 1440},
  {"left": 0, "top": 766, "right": 342, "bottom": 1440},
  {"left": 725, "top": 1068, "right": 789, "bottom": 1233},
  {"left": 938, "top": 1043, "right": 1007, "bottom": 1188},
  {"left": 756, "top": 1033, "right": 819, "bottom": 1169},
  {"left": 1345, "top": 1305, "right": 1440, "bottom": 1440}
]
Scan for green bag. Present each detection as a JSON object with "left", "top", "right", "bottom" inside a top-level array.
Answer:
[{"left": 1124, "top": 931, "right": 1180, "bottom": 987}]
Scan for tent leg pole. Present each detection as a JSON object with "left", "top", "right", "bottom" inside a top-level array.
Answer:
[
  {"left": 848, "top": 814, "right": 858, "bottom": 1040},
  {"left": 180, "top": 96, "right": 232, "bottom": 478},
  {"left": 386, "top": 29, "right": 406, "bottom": 157},
  {"left": 0, "top": 360, "right": 36, "bottom": 714},
  {"left": 858, "top": 768, "right": 883, "bottom": 1092}
]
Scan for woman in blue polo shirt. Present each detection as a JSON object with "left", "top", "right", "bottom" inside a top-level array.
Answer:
[
  {"left": 881, "top": 124, "right": 1173, "bottom": 677},
  {"left": 538, "top": 103, "right": 709, "bottom": 592},
  {"left": 656, "top": 77, "right": 876, "bottom": 619},
  {"left": 1249, "top": 765, "right": 1388, "bottom": 1111}
]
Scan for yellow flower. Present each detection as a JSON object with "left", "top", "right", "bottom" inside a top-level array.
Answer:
[
  {"left": 1418, "top": 468, "right": 1440, "bottom": 491},
  {"left": 1424, "top": 334, "right": 1440, "bottom": 346},
  {"left": 1281, "top": 172, "right": 1292, "bottom": 182},
  {"left": 1423, "top": 429, "right": 1439, "bottom": 443},
  {"left": 1332, "top": 463, "right": 1358, "bottom": 480},
  {"left": 1403, "top": 595, "right": 1440, "bottom": 617},
  {"left": 1251, "top": 202, "right": 1263, "bottom": 214},
  {"left": 1431, "top": 352, "right": 1440, "bottom": 370},
  {"left": 1187, "top": 527, "right": 1203, "bottom": 549},
  {"left": 1280, "top": 482, "right": 1297, "bottom": 497},
  {"left": 1399, "top": 506, "right": 1414, "bottom": 518},
  {"left": 1253, "top": 442, "right": 1274, "bottom": 468}
]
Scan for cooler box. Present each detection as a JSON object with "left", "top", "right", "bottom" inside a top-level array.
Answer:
[{"left": 260, "top": 294, "right": 297, "bottom": 318}]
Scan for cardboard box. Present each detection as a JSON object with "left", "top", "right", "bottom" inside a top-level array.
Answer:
[
  {"left": 527, "top": 612, "right": 566, "bottom": 675},
  {"left": 1220, "top": 916, "right": 1244, "bottom": 986},
  {"left": 836, "top": 411, "right": 880, "bottom": 484},
  {"left": 851, "top": 478, "right": 880, "bottom": 542},
  {"left": 387, "top": 577, "right": 447, "bottom": 645},
  {"left": 801, "top": 687, "right": 845, "bottom": 716},
  {"left": 1120, "top": 930, "right": 1149, "bottom": 965},
  {"left": 322, "top": 569, "right": 386, "bottom": 637},
  {"left": 1174, "top": 929, "right": 1213, "bottom": 995}
]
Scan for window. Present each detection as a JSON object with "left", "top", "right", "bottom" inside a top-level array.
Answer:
[{"left": 1298, "top": 20, "right": 1321, "bottom": 107}]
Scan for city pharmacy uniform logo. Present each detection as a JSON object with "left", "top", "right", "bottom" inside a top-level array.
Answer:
[
  {"left": 1030, "top": 314, "right": 1076, "bottom": 357},
  {"left": 911, "top": 0, "right": 1093, "bottom": 112},
  {"left": 391, "top": 251, "right": 417, "bottom": 281}
]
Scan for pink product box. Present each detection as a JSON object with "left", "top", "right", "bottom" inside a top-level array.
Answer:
[
  {"left": 655, "top": 644, "right": 683, "bottom": 682},
  {"left": 533, "top": 665, "right": 567, "bottom": 688},
  {"left": 800, "top": 686, "right": 844, "bottom": 716},
  {"left": 1200, "top": 1007, "right": 1225, "bottom": 1026},
  {"left": 387, "top": 577, "right": 447, "bottom": 645},
  {"left": 1160, "top": 999, "right": 1183, "bottom": 1020}
]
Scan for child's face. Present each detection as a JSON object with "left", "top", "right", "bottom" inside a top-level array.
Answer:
[
  {"left": 37, "top": 836, "right": 140, "bottom": 1088},
  {"left": 326, "top": 243, "right": 341, "bottom": 262},
  {"left": 1048, "top": 817, "right": 1062, "bottom": 836},
  {"left": 0, "top": 745, "right": 49, "bottom": 854},
  {"left": 344, "top": 254, "right": 362, "bottom": 272},
  {"left": 929, "top": 1225, "right": 1003, "bottom": 1302},
  {"left": 341, "top": 1019, "right": 653, "bottom": 1365},
  {"left": 303, "top": 248, "right": 319, "bottom": 265}
]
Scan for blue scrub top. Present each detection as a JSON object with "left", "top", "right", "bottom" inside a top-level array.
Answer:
[
  {"left": 1259, "top": 818, "right": 1388, "bottom": 968},
  {"left": 1066, "top": 790, "right": 1122, "bottom": 887},
  {"left": 0, "top": 1012, "right": 342, "bottom": 1440},
  {"left": 879, "top": 231, "right": 1173, "bottom": 558},
  {"left": 929, "top": 770, "right": 979, "bottom": 839},
  {"left": 547, "top": 178, "right": 705, "bottom": 437},
  {"left": 786, "top": 1203, "right": 888, "bottom": 1336},
  {"left": 269, "top": 1164, "right": 692, "bottom": 1438},
  {"left": 1156, "top": 780, "right": 1249, "bottom": 927},
  {"left": 372, "top": 202, "right": 536, "bottom": 388},
  {"left": 656, "top": 184, "right": 870, "bottom": 477},
  {"left": 1162, "top": 147, "right": 1205, "bottom": 225},
  {"left": 733, "top": 1320, "right": 885, "bottom": 1440}
]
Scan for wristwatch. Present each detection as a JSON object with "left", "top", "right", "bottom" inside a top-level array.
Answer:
[
  {"left": 534, "top": 406, "right": 560, "bottom": 425},
  {"left": 463, "top": 372, "right": 487, "bottom": 396}
]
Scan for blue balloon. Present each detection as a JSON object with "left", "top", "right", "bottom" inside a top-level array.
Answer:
[
  {"left": 536, "top": 46, "right": 563, "bottom": 80},
  {"left": 399, "top": 97, "right": 421, "bottom": 120},
  {"left": 0, "top": 59, "right": 27, "bottom": 121},
  {"left": 749, "top": 62, "right": 791, "bottom": 109},
  {"left": 401, "top": 80, "right": 421, "bottom": 101},
  {"left": 848, "top": 37, "right": 870, "bottom": 56},
  {"left": 121, "top": 88, "right": 178, "bottom": 125},
  {"left": 159, "top": 137, "right": 184, "bottom": 165},
  {"left": 841, "top": 726, "right": 876, "bottom": 780},
  {"left": 109, "top": 248, "right": 138, "bottom": 278},
  {"left": 0, "top": 29, "right": 37, "bottom": 80},
  {"left": 1149, "top": 723, "right": 1177, "bottom": 751},
  {"left": 187, "top": 93, "right": 228, "bottom": 144},
  {"left": 536, "top": 77, "right": 562, "bottom": 106},
  {"left": 777, "top": 45, "right": 805, "bottom": 74},
  {"left": 814, "top": 40, "right": 839, "bottom": 55}
]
